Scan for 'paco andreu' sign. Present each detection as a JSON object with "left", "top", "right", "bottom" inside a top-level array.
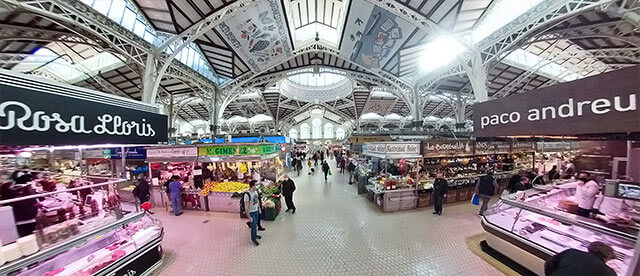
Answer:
[
  {"left": 473, "top": 65, "right": 640, "bottom": 137},
  {"left": 0, "top": 84, "right": 167, "bottom": 145}
]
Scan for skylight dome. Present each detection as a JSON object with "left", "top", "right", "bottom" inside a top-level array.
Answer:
[{"left": 287, "top": 70, "right": 347, "bottom": 87}]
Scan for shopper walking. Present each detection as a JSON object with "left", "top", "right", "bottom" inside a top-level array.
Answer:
[
  {"left": 432, "top": 172, "right": 448, "bottom": 215},
  {"left": 475, "top": 171, "right": 498, "bottom": 216},
  {"left": 168, "top": 175, "right": 183, "bottom": 216},
  {"left": 282, "top": 175, "right": 296, "bottom": 214},
  {"left": 244, "top": 180, "right": 262, "bottom": 246},
  {"left": 576, "top": 172, "right": 600, "bottom": 218},
  {"left": 544, "top": 241, "right": 616, "bottom": 276},
  {"left": 339, "top": 157, "right": 346, "bottom": 174},
  {"left": 295, "top": 157, "right": 303, "bottom": 176},
  {"left": 322, "top": 160, "right": 330, "bottom": 181}
]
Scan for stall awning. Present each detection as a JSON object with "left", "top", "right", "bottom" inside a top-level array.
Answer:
[{"left": 363, "top": 153, "right": 423, "bottom": 160}]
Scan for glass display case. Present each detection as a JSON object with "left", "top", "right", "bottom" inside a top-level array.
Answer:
[{"left": 482, "top": 195, "right": 637, "bottom": 276}]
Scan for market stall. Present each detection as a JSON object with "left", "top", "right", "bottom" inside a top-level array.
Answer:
[
  {"left": 362, "top": 142, "right": 422, "bottom": 212},
  {"left": 146, "top": 144, "right": 284, "bottom": 214},
  {"left": 481, "top": 180, "right": 638, "bottom": 275},
  {"left": 0, "top": 170, "right": 162, "bottom": 276}
]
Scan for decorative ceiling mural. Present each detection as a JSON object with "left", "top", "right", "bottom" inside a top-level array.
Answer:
[
  {"left": 216, "top": 0, "right": 293, "bottom": 72},
  {"left": 340, "top": 0, "right": 415, "bottom": 72},
  {"left": 362, "top": 99, "right": 398, "bottom": 115}
]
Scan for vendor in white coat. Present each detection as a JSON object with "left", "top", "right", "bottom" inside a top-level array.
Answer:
[{"left": 575, "top": 172, "right": 601, "bottom": 218}]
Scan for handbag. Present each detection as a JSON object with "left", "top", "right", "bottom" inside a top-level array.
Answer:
[
  {"left": 471, "top": 193, "right": 479, "bottom": 205},
  {"left": 328, "top": 169, "right": 332, "bottom": 176}
]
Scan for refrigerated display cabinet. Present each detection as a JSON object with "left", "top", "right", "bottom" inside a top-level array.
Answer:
[{"left": 481, "top": 196, "right": 636, "bottom": 275}]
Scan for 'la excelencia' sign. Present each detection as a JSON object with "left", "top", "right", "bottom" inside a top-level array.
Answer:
[
  {"left": 0, "top": 84, "right": 167, "bottom": 145},
  {"left": 473, "top": 65, "right": 640, "bottom": 137},
  {"left": 199, "top": 144, "right": 277, "bottom": 156}
]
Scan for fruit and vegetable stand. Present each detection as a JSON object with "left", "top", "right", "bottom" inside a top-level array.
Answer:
[{"left": 145, "top": 144, "right": 283, "bottom": 213}]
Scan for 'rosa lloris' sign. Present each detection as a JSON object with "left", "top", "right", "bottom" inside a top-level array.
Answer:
[{"left": 473, "top": 65, "right": 640, "bottom": 137}]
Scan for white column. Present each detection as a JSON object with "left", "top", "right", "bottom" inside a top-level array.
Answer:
[
  {"left": 142, "top": 55, "right": 158, "bottom": 103},
  {"left": 465, "top": 52, "right": 489, "bottom": 102}
]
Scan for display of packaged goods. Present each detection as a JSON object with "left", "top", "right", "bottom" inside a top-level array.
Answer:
[
  {"left": 2, "top": 243, "right": 22, "bottom": 262},
  {"left": 483, "top": 195, "right": 637, "bottom": 276},
  {"left": 16, "top": 235, "right": 39, "bottom": 256}
]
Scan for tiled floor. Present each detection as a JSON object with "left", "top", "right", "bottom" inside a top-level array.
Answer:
[{"left": 153, "top": 162, "right": 503, "bottom": 275}]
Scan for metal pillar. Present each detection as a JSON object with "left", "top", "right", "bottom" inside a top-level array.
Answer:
[
  {"left": 453, "top": 93, "right": 467, "bottom": 124},
  {"left": 210, "top": 87, "right": 219, "bottom": 136},
  {"left": 142, "top": 55, "right": 158, "bottom": 103},
  {"left": 465, "top": 52, "right": 489, "bottom": 102},
  {"left": 168, "top": 93, "right": 174, "bottom": 140},
  {"left": 413, "top": 87, "right": 423, "bottom": 130}
]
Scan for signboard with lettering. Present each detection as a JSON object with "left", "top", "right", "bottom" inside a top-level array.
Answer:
[
  {"left": 511, "top": 141, "right": 536, "bottom": 153},
  {"left": 198, "top": 144, "right": 277, "bottom": 156},
  {"left": 473, "top": 65, "right": 640, "bottom": 137},
  {"left": 146, "top": 147, "right": 197, "bottom": 162},
  {"left": 363, "top": 142, "right": 421, "bottom": 157},
  {"left": 423, "top": 140, "right": 474, "bottom": 157},
  {"left": 0, "top": 83, "right": 168, "bottom": 145},
  {"left": 474, "top": 141, "right": 511, "bottom": 155},
  {"left": 110, "top": 147, "right": 147, "bottom": 159}
]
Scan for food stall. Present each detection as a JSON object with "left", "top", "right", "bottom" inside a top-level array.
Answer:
[
  {"left": 145, "top": 144, "right": 283, "bottom": 214},
  {"left": 0, "top": 170, "right": 163, "bottom": 276},
  {"left": 362, "top": 142, "right": 422, "bottom": 212},
  {"left": 481, "top": 179, "right": 639, "bottom": 275}
]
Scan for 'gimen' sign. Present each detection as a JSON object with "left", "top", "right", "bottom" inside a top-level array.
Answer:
[{"left": 473, "top": 65, "right": 640, "bottom": 137}]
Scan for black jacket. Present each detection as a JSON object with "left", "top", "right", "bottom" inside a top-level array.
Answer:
[
  {"left": 544, "top": 249, "right": 615, "bottom": 276},
  {"left": 322, "top": 163, "right": 330, "bottom": 173},
  {"left": 433, "top": 178, "right": 448, "bottom": 197},
  {"left": 477, "top": 175, "right": 496, "bottom": 196},
  {"left": 282, "top": 179, "right": 296, "bottom": 196},
  {"left": 135, "top": 180, "right": 151, "bottom": 199}
]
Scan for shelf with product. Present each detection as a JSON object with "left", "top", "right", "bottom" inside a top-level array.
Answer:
[
  {"left": 145, "top": 144, "right": 283, "bottom": 213},
  {"left": 481, "top": 180, "right": 640, "bottom": 276},
  {"left": 0, "top": 170, "right": 163, "bottom": 276},
  {"left": 361, "top": 142, "right": 423, "bottom": 212}
]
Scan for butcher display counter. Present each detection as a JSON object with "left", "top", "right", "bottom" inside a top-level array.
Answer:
[{"left": 481, "top": 185, "right": 638, "bottom": 276}]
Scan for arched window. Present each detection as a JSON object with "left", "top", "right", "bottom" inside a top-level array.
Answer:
[
  {"left": 289, "top": 128, "right": 298, "bottom": 140},
  {"left": 312, "top": 118, "right": 322, "bottom": 139},
  {"left": 300, "top": 123, "right": 310, "bottom": 139},
  {"left": 336, "top": 128, "right": 345, "bottom": 140},
  {"left": 323, "top": 123, "right": 334, "bottom": 139}
]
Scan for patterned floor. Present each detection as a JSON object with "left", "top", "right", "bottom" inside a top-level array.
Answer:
[{"left": 152, "top": 161, "right": 503, "bottom": 276}]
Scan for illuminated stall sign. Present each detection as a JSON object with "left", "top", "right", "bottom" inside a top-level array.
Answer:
[
  {"left": 198, "top": 144, "right": 277, "bottom": 156},
  {"left": 363, "top": 142, "right": 421, "bottom": 158},
  {"left": 473, "top": 65, "right": 640, "bottom": 137},
  {"left": 511, "top": 141, "right": 536, "bottom": 153},
  {"left": 0, "top": 84, "right": 167, "bottom": 145},
  {"left": 474, "top": 141, "right": 511, "bottom": 155},
  {"left": 423, "top": 140, "right": 474, "bottom": 158}
]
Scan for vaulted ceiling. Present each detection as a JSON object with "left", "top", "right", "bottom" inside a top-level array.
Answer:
[{"left": 0, "top": 0, "right": 638, "bottom": 133}]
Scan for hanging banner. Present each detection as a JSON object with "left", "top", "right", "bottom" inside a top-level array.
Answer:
[
  {"left": 198, "top": 144, "right": 277, "bottom": 156},
  {"left": 0, "top": 84, "right": 167, "bottom": 145},
  {"left": 474, "top": 141, "right": 511, "bottom": 155},
  {"left": 473, "top": 65, "right": 640, "bottom": 137},
  {"left": 423, "top": 140, "right": 474, "bottom": 157},
  {"left": 146, "top": 147, "right": 197, "bottom": 162}
]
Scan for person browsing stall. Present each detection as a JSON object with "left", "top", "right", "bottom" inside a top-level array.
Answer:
[
  {"left": 544, "top": 241, "right": 616, "bottom": 276},
  {"left": 244, "top": 180, "right": 262, "bottom": 246},
  {"left": 476, "top": 171, "right": 498, "bottom": 216},
  {"left": 168, "top": 175, "right": 183, "bottom": 216},
  {"left": 432, "top": 172, "right": 448, "bottom": 216}
]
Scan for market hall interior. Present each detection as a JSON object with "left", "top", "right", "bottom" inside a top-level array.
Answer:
[{"left": 153, "top": 162, "right": 501, "bottom": 276}]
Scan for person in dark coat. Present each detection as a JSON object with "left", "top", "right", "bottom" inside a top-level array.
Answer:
[
  {"left": 507, "top": 171, "right": 523, "bottom": 195},
  {"left": 547, "top": 165, "right": 560, "bottom": 181},
  {"left": 134, "top": 175, "right": 151, "bottom": 203},
  {"left": 476, "top": 171, "right": 498, "bottom": 216},
  {"left": 322, "top": 161, "right": 330, "bottom": 181},
  {"left": 281, "top": 175, "right": 296, "bottom": 214},
  {"left": 295, "top": 157, "right": 303, "bottom": 176},
  {"left": 432, "top": 172, "right": 448, "bottom": 215},
  {"left": 544, "top": 241, "right": 616, "bottom": 276}
]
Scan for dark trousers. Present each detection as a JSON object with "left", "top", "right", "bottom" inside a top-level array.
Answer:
[
  {"left": 323, "top": 171, "right": 328, "bottom": 180},
  {"left": 284, "top": 194, "right": 295, "bottom": 210},
  {"left": 433, "top": 194, "right": 444, "bottom": 214},
  {"left": 577, "top": 207, "right": 592, "bottom": 217}
]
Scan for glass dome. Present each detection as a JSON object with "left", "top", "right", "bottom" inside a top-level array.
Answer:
[{"left": 287, "top": 71, "right": 347, "bottom": 87}]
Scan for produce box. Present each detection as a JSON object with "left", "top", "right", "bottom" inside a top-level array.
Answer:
[
  {"left": 207, "top": 192, "right": 240, "bottom": 213},
  {"left": 262, "top": 201, "right": 280, "bottom": 221}
]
